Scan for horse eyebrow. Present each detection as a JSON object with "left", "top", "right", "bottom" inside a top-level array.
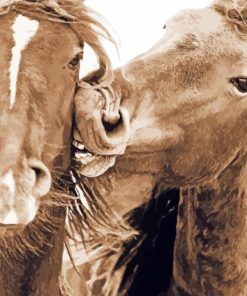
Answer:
[{"left": 175, "top": 34, "right": 200, "bottom": 51}]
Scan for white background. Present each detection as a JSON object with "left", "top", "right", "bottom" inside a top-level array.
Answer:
[{"left": 81, "top": 0, "right": 213, "bottom": 76}]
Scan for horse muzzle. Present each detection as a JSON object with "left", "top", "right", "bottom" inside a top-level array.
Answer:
[
  {"left": 75, "top": 84, "right": 130, "bottom": 155},
  {"left": 0, "top": 159, "right": 51, "bottom": 225},
  {"left": 73, "top": 84, "right": 130, "bottom": 177}
]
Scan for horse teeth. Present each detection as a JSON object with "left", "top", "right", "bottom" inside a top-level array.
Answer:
[
  {"left": 75, "top": 152, "right": 86, "bottom": 159},
  {"left": 72, "top": 140, "right": 85, "bottom": 150},
  {"left": 75, "top": 152, "right": 93, "bottom": 159}
]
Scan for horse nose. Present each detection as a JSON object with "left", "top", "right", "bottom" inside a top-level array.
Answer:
[
  {"left": 28, "top": 159, "right": 51, "bottom": 198},
  {"left": 0, "top": 160, "right": 51, "bottom": 225},
  {"left": 75, "top": 85, "right": 130, "bottom": 155},
  {"left": 100, "top": 106, "right": 130, "bottom": 150}
]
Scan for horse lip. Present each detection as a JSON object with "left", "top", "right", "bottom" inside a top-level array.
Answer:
[
  {"left": 75, "top": 125, "right": 128, "bottom": 156},
  {"left": 74, "top": 154, "right": 116, "bottom": 177}
]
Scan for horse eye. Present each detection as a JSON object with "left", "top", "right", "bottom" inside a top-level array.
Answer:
[
  {"left": 230, "top": 77, "right": 247, "bottom": 93},
  {"left": 69, "top": 52, "right": 83, "bottom": 70}
]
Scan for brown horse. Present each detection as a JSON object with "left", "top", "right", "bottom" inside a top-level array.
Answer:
[
  {"left": 0, "top": 1, "right": 124, "bottom": 295},
  {"left": 71, "top": 0, "right": 247, "bottom": 295}
]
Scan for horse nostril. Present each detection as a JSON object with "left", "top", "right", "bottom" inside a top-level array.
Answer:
[
  {"left": 95, "top": 107, "right": 130, "bottom": 151},
  {"left": 28, "top": 159, "right": 51, "bottom": 198},
  {"left": 32, "top": 166, "right": 42, "bottom": 178},
  {"left": 102, "top": 111, "right": 123, "bottom": 133}
]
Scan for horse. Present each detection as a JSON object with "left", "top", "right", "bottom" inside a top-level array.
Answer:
[
  {"left": 0, "top": 0, "right": 127, "bottom": 295},
  {"left": 70, "top": 0, "right": 247, "bottom": 295}
]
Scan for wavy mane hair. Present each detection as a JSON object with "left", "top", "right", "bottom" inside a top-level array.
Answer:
[{"left": 214, "top": 0, "right": 247, "bottom": 34}]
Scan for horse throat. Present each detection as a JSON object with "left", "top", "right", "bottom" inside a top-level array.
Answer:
[{"left": 170, "top": 153, "right": 247, "bottom": 296}]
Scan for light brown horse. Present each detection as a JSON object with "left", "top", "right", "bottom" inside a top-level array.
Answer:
[
  {"left": 0, "top": 1, "right": 125, "bottom": 295},
  {"left": 72, "top": 0, "right": 247, "bottom": 295}
]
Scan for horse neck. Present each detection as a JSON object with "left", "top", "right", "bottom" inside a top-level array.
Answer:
[
  {"left": 170, "top": 153, "right": 247, "bottom": 296},
  {"left": 0, "top": 205, "right": 66, "bottom": 296}
]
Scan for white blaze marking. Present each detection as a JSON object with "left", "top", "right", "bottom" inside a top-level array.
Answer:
[{"left": 9, "top": 15, "right": 39, "bottom": 109}]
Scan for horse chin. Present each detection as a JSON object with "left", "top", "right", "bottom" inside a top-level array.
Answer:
[
  {"left": 75, "top": 154, "right": 116, "bottom": 177},
  {"left": 72, "top": 138, "right": 117, "bottom": 177}
]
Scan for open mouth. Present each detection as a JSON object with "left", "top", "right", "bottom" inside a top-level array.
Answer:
[{"left": 72, "top": 139, "right": 116, "bottom": 178}]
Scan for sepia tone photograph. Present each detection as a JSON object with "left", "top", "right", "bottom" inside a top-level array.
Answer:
[{"left": 0, "top": 0, "right": 246, "bottom": 295}]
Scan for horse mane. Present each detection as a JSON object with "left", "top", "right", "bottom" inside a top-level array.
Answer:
[{"left": 214, "top": 0, "right": 247, "bottom": 34}]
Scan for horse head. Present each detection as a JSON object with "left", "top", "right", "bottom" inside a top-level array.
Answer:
[
  {"left": 75, "top": 0, "right": 247, "bottom": 187},
  {"left": 0, "top": 0, "right": 112, "bottom": 227}
]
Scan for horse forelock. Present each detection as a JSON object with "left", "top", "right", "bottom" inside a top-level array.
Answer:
[{"left": 0, "top": 0, "right": 113, "bottom": 87}]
